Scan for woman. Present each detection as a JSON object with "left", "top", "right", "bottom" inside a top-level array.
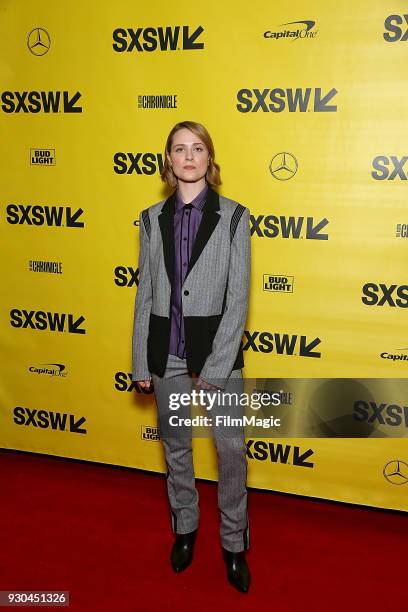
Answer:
[{"left": 132, "top": 120, "right": 251, "bottom": 593}]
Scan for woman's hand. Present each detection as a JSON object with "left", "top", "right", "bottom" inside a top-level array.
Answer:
[
  {"left": 137, "top": 378, "right": 152, "bottom": 389},
  {"left": 195, "top": 376, "right": 219, "bottom": 391}
]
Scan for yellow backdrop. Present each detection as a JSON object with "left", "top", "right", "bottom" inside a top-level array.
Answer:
[{"left": 0, "top": 1, "right": 407, "bottom": 512}]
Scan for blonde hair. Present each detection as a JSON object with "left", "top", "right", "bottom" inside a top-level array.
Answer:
[{"left": 161, "top": 120, "right": 222, "bottom": 189}]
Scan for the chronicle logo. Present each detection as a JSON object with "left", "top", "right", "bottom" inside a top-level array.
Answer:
[
  {"left": 138, "top": 95, "right": 177, "bottom": 109},
  {"left": 113, "top": 152, "right": 164, "bottom": 175},
  {"left": 269, "top": 152, "right": 298, "bottom": 180},
  {"left": 383, "top": 460, "right": 408, "bottom": 485},
  {"left": 372, "top": 156, "right": 408, "bottom": 180},
  {"left": 10, "top": 309, "right": 86, "bottom": 334},
  {"left": 236, "top": 87, "right": 337, "bottom": 113},
  {"left": 251, "top": 214, "right": 329, "bottom": 240},
  {"left": 244, "top": 330, "right": 321, "bottom": 358},
  {"left": 30, "top": 148, "right": 55, "bottom": 165},
  {"left": 383, "top": 14, "right": 408, "bottom": 42},
  {"left": 1, "top": 91, "right": 82, "bottom": 113},
  {"left": 141, "top": 426, "right": 159, "bottom": 441},
  {"left": 27, "top": 28, "right": 50, "bottom": 55},
  {"left": 29, "top": 363, "right": 67, "bottom": 377},
  {"left": 14, "top": 407, "right": 87, "bottom": 434},
  {"left": 264, "top": 20, "right": 318, "bottom": 41},
  {"left": 263, "top": 275, "right": 294, "bottom": 293},
  {"left": 361, "top": 283, "right": 408, "bottom": 308},
  {"left": 396, "top": 224, "right": 408, "bottom": 238},
  {"left": 6, "top": 204, "right": 84, "bottom": 227},
  {"left": 353, "top": 400, "right": 408, "bottom": 427},
  {"left": 246, "top": 440, "right": 314, "bottom": 468},
  {"left": 29, "top": 260, "right": 63, "bottom": 274},
  {"left": 112, "top": 26, "right": 204, "bottom": 52},
  {"left": 380, "top": 349, "right": 408, "bottom": 363}
]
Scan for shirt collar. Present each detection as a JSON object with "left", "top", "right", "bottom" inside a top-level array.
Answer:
[{"left": 175, "top": 182, "right": 209, "bottom": 212}]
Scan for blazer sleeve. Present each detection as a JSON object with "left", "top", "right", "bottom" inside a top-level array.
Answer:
[
  {"left": 131, "top": 210, "right": 153, "bottom": 381},
  {"left": 199, "top": 206, "right": 251, "bottom": 389}
]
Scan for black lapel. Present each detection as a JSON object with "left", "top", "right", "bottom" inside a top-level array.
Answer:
[
  {"left": 158, "top": 190, "right": 176, "bottom": 290},
  {"left": 158, "top": 185, "right": 221, "bottom": 289}
]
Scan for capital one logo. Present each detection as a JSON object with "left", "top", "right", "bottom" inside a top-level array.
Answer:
[
  {"left": 383, "top": 15, "right": 408, "bottom": 42},
  {"left": 112, "top": 25, "right": 204, "bottom": 52},
  {"left": 236, "top": 87, "right": 337, "bottom": 113},
  {"left": 362, "top": 283, "right": 408, "bottom": 308}
]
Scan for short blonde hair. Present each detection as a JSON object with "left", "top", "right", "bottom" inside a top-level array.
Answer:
[{"left": 161, "top": 120, "right": 222, "bottom": 189}]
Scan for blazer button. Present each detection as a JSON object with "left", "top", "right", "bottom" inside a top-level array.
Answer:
[{"left": 184, "top": 290, "right": 189, "bottom": 295}]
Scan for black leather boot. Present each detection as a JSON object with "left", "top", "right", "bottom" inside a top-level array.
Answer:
[
  {"left": 222, "top": 547, "right": 251, "bottom": 593},
  {"left": 170, "top": 529, "right": 198, "bottom": 573}
]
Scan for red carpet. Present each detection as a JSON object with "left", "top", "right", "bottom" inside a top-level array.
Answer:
[{"left": 0, "top": 449, "right": 406, "bottom": 612}]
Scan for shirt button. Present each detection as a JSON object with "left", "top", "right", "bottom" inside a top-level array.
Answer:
[
  {"left": 183, "top": 237, "right": 187, "bottom": 241},
  {"left": 184, "top": 290, "right": 189, "bottom": 295},
  {"left": 183, "top": 262, "right": 187, "bottom": 267}
]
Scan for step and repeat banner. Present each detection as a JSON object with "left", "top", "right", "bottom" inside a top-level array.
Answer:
[{"left": 0, "top": 1, "right": 407, "bottom": 512}]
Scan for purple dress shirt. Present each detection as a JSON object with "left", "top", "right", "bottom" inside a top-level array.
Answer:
[{"left": 169, "top": 182, "right": 209, "bottom": 359}]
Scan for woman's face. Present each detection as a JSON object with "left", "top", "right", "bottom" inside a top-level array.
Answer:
[{"left": 167, "top": 128, "right": 210, "bottom": 184}]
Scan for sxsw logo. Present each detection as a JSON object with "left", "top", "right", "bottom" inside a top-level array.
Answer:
[
  {"left": 114, "top": 372, "right": 155, "bottom": 392},
  {"left": 354, "top": 400, "right": 408, "bottom": 428},
  {"left": 263, "top": 275, "right": 294, "bottom": 293},
  {"left": 236, "top": 87, "right": 337, "bottom": 113},
  {"left": 383, "top": 14, "right": 408, "bottom": 42},
  {"left": 361, "top": 283, "right": 408, "bottom": 308},
  {"left": 1, "top": 91, "right": 82, "bottom": 113},
  {"left": 372, "top": 156, "right": 408, "bottom": 180},
  {"left": 112, "top": 26, "right": 204, "bottom": 52},
  {"left": 244, "top": 330, "right": 321, "bottom": 358},
  {"left": 6, "top": 204, "right": 84, "bottom": 227},
  {"left": 113, "top": 152, "right": 164, "bottom": 175},
  {"left": 251, "top": 214, "right": 329, "bottom": 240},
  {"left": 13, "top": 407, "right": 87, "bottom": 434},
  {"left": 114, "top": 266, "right": 139, "bottom": 287},
  {"left": 246, "top": 440, "right": 314, "bottom": 468},
  {"left": 10, "top": 309, "right": 86, "bottom": 334}
]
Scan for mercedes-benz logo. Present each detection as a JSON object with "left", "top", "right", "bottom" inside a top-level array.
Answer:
[
  {"left": 269, "top": 152, "right": 298, "bottom": 180},
  {"left": 27, "top": 28, "right": 51, "bottom": 56},
  {"left": 383, "top": 460, "right": 408, "bottom": 485}
]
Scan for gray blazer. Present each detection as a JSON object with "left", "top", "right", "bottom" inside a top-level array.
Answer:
[{"left": 132, "top": 185, "right": 251, "bottom": 390}]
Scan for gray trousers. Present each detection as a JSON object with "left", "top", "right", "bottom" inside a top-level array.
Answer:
[{"left": 151, "top": 353, "right": 250, "bottom": 553}]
